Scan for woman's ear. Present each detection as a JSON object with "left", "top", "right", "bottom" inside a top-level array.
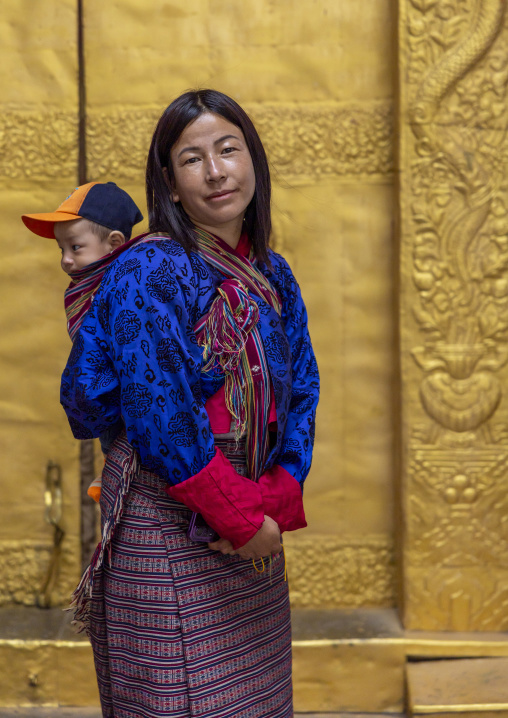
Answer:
[
  {"left": 106, "top": 230, "right": 126, "bottom": 251},
  {"left": 162, "top": 167, "right": 179, "bottom": 203}
]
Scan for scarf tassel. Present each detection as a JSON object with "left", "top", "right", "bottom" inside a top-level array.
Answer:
[{"left": 69, "top": 441, "right": 139, "bottom": 634}]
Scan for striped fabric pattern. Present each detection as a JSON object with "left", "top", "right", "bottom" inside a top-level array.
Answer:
[
  {"left": 89, "top": 436, "right": 292, "bottom": 718},
  {"left": 194, "top": 228, "right": 282, "bottom": 315}
]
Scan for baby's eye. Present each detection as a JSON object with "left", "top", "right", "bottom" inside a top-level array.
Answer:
[{"left": 72, "top": 244, "right": 81, "bottom": 251}]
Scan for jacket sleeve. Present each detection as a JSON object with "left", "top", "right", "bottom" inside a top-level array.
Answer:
[
  {"left": 259, "top": 255, "right": 320, "bottom": 531},
  {"left": 60, "top": 243, "right": 264, "bottom": 549}
]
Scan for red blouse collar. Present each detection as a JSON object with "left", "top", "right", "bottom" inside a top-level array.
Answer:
[{"left": 235, "top": 231, "right": 251, "bottom": 257}]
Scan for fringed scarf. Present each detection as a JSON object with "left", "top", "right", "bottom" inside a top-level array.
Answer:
[
  {"left": 64, "top": 234, "right": 147, "bottom": 340},
  {"left": 70, "top": 431, "right": 139, "bottom": 632},
  {"left": 194, "top": 228, "right": 282, "bottom": 481}
]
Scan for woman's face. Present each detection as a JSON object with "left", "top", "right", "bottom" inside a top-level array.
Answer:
[{"left": 169, "top": 112, "right": 256, "bottom": 242}]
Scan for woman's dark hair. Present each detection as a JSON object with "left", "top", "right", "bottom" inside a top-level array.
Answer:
[{"left": 146, "top": 89, "right": 271, "bottom": 264}]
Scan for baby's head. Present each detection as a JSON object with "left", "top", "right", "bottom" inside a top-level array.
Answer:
[
  {"left": 22, "top": 182, "right": 143, "bottom": 275},
  {"left": 54, "top": 217, "right": 125, "bottom": 274}
]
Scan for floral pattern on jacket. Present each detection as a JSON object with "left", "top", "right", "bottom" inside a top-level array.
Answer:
[{"left": 61, "top": 237, "right": 319, "bottom": 518}]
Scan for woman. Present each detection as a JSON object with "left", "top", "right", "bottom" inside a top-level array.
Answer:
[{"left": 62, "top": 90, "right": 319, "bottom": 718}]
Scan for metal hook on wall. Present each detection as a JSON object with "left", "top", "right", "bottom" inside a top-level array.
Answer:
[{"left": 37, "top": 460, "right": 65, "bottom": 608}]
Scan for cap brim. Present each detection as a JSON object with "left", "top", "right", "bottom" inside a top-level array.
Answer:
[{"left": 21, "top": 211, "right": 81, "bottom": 239}]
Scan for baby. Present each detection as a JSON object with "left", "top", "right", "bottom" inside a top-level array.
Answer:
[{"left": 22, "top": 181, "right": 143, "bottom": 501}]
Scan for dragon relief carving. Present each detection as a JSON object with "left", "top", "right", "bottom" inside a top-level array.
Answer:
[
  {"left": 403, "top": 0, "right": 508, "bottom": 629},
  {"left": 408, "top": 0, "right": 508, "bottom": 441}
]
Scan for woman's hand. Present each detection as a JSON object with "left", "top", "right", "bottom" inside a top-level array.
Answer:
[
  {"left": 235, "top": 515, "right": 281, "bottom": 559},
  {"left": 209, "top": 515, "right": 281, "bottom": 560}
]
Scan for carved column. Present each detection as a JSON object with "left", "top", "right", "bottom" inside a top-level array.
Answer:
[{"left": 398, "top": 0, "right": 508, "bottom": 630}]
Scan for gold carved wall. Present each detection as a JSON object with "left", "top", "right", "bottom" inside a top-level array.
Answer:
[
  {"left": 0, "top": 0, "right": 398, "bottom": 610},
  {"left": 0, "top": 0, "right": 81, "bottom": 607},
  {"left": 4, "top": 1, "right": 508, "bottom": 712},
  {"left": 83, "top": 0, "right": 397, "bottom": 609},
  {"left": 6, "top": 0, "right": 507, "bottom": 628},
  {"left": 399, "top": 0, "right": 508, "bottom": 630}
]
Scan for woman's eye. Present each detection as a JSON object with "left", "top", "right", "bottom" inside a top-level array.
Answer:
[
  {"left": 222, "top": 147, "right": 236, "bottom": 154},
  {"left": 184, "top": 157, "right": 200, "bottom": 165}
]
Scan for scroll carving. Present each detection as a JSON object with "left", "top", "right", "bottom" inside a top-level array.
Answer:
[{"left": 401, "top": 0, "right": 508, "bottom": 629}]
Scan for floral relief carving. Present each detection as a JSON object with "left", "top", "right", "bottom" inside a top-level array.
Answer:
[
  {"left": 0, "top": 104, "right": 392, "bottom": 182},
  {"left": 0, "top": 110, "right": 77, "bottom": 180},
  {"left": 248, "top": 103, "right": 393, "bottom": 179},
  {"left": 408, "top": 449, "right": 508, "bottom": 567},
  {"left": 286, "top": 535, "right": 396, "bottom": 609},
  {"left": 86, "top": 103, "right": 394, "bottom": 181},
  {"left": 0, "top": 540, "right": 77, "bottom": 607},
  {"left": 407, "top": 0, "right": 472, "bottom": 84}
]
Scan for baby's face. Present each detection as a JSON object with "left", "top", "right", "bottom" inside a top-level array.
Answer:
[{"left": 55, "top": 218, "right": 110, "bottom": 274}]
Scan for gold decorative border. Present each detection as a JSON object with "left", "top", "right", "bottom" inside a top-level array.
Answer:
[
  {"left": 0, "top": 109, "right": 78, "bottom": 181},
  {"left": 0, "top": 536, "right": 395, "bottom": 609},
  {"left": 85, "top": 102, "right": 394, "bottom": 181},
  {"left": 0, "top": 102, "right": 393, "bottom": 182},
  {"left": 0, "top": 541, "right": 52, "bottom": 605},
  {"left": 286, "top": 535, "right": 396, "bottom": 608}
]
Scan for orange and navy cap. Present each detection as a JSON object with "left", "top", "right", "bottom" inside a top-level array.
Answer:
[{"left": 21, "top": 182, "right": 143, "bottom": 240}]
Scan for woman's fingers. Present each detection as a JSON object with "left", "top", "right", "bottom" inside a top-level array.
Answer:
[
  {"left": 208, "top": 538, "right": 236, "bottom": 555},
  {"left": 208, "top": 517, "right": 282, "bottom": 560}
]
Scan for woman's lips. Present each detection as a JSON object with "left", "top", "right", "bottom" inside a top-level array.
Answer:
[{"left": 206, "top": 190, "right": 236, "bottom": 201}]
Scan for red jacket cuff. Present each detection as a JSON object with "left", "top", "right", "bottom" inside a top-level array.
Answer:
[
  {"left": 258, "top": 464, "right": 307, "bottom": 534},
  {"left": 166, "top": 447, "right": 264, "bottom": 549}
]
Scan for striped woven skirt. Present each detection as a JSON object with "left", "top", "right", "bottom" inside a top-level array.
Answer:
[{"left": 89, "top": 436, "right": 292, "bottom": 717}]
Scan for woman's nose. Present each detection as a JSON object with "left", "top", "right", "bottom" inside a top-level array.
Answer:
[{"left": 206, "top": 156, "right": 225, "bottom": 181}]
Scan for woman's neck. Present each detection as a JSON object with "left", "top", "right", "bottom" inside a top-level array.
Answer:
[{"left": 193, "top": 218, "right": 243, "bottom": 250}]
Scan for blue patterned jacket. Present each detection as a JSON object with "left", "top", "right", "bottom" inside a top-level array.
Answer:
[{"left": 61, "top": 237, "right": 319, "bottom": 540}]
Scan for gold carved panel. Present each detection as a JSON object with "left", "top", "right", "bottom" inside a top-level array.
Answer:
[
  {"left": 86, "top": 102, "right": 393, "bottom": 182},
  {"left": 399, "top": 0, "right": 508, "bottom": 629},
  {"left": 0, "top": 0, "right": 81, "bottom": 607},
  {"left": 286, "top": 534, "right": 396, "bottom": 609},
  {"left": 0, "top": 110, "right": 77, "bottom": 181}
]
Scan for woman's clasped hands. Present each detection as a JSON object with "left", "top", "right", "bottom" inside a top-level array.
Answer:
[{"left": 209, "top": 514, "right": 281, "bottom": 560}]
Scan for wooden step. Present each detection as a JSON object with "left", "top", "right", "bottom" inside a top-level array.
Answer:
[{"left": 407, "top": 657, "right": 508, "bottom": 717}]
